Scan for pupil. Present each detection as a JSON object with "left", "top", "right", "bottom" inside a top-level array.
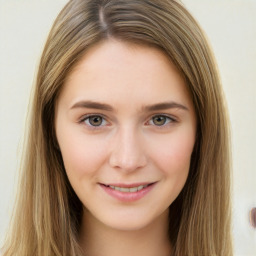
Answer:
[
  {"left": 153, "top": 116, "right": 166, "bottom": 126},
  {"left": 89, "top": 116, "right": 102, "bottom": 126}
]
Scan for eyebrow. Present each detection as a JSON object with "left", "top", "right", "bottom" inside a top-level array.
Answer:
[
  {"left": 143, "top": 102, "right": 189, "bottom": 112},
  {"left": 70, "top": 100, "right": 114, "bottom": 111},
  {"left": 70, "top": 100, "right": 189, "bottom": 112}
]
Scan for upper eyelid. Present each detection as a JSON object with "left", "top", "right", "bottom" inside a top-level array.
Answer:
[
  {"left": 148, "top": 113, "right": 177, "bottom": 122},
  {"left": 79, "top": 113, "right": 107, "bottom": 122}
]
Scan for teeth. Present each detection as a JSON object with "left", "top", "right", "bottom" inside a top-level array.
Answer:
[
  {"left": 137, "top": 185, "right": 143, "bottom": 191},
  {"left": 129, "top": 187, "right": 138, "bottom": 192},
  {"left": 120, "top": 187, "right": 129, "bottom": 192},
  {"left": 109, "top": 184, "right": 149, "bottom": 193}
]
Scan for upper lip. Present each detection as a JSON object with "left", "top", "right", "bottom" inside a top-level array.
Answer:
[{"left": 100, "top": 182, "right": 156, "bottom": 188}]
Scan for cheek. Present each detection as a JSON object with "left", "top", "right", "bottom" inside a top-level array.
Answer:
[
  {"left": 57, "top": 129, "right": 109, "bottom": 178},
  {"left": 155, "top": 133, "right": 195, "bottom": 204},
  {"left": 150, "top": 130, "right": 195, "bottom": 176}
]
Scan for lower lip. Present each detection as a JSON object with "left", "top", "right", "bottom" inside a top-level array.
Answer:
[{"left": 100, "top": 183, "right": 156, "bottom": 202}]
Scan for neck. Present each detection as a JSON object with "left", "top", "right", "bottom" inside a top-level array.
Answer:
[{"left": 79, "top": 209, "right": 172, "bottom": 256}]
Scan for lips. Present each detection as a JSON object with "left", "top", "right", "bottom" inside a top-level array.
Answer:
[{"left": 99, "top": 182, "right": 156, "bottom": 202}]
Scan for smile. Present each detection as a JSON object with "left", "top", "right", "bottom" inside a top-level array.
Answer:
[
  {"left": 107, "top": 184, "right": 149, "bottom": 192},
  {"left": 100, "top": 183, "right": 156, "bottom": 202}
]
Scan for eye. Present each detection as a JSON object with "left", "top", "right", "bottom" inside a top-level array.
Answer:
[
  {"left": 82, "top": 115, "right": 108, "bottom": 127},
  {"left": 148, "top": 115, "right": 175, "bottom": 126}
]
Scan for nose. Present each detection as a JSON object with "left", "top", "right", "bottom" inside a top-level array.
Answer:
[{"left": 109, "top": 126, "right": 147, "bottom": 172}]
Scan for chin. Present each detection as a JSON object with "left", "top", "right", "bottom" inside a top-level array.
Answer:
[{"left": 95, "top": 208, "right": 169, "bottom": 232}]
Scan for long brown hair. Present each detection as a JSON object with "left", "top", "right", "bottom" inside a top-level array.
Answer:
[{"left": 2, "top": 0, "right": 233, "bottom": 255}]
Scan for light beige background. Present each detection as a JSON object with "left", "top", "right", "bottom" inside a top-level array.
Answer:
[{"left": 0, "top": 0, "right": 255, "bottom": 255}]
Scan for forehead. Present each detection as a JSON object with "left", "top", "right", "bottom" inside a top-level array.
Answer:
[
  {"left": 67, "top": 39, "right": 181, "bottom": 81},
  {"left": 59, "top": 39, "right": 192, "bottom": 109}
]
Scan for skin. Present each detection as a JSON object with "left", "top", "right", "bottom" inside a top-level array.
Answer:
[{"left": 55, "top": 39, "right": 197, "bottom": 256}]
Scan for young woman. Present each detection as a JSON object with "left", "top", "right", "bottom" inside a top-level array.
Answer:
[{"left": 2, "top": 0, "right": 233, "bottom": 255}]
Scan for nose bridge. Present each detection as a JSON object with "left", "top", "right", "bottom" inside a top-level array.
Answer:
[{"left": 109, "top": 124, "right": 147, "bottom": 172}]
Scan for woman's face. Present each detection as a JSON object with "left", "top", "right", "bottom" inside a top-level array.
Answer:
[{"left": 55, "top": 40, "right": 197, "bottom": 231}]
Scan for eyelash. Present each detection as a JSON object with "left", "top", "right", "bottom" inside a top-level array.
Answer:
[
  {"left": 146, "top": 114, "right": 177, "bottom": 127},
  {"left": 79, "top": 114, "right": 108, "bottom": 129},
  {"left": 79, "top": 114, "right": 177, "bottom": 129}
]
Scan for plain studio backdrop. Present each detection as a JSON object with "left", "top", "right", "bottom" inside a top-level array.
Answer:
[{"left": 0, "top": 0, "right": 255, "bottom": 255}]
